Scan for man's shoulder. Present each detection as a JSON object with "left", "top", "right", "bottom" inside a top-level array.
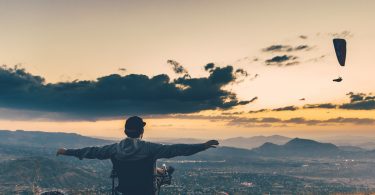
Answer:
[
  {"left": 119, "top": 138, "right": 160, "bottom": 146},
  {"left": 140, "top": 139, "right": 162, "bottom": 146}
]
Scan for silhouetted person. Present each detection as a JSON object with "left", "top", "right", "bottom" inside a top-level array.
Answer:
[
  {"left": 333, "top": 76, "right": 343, "bottom": 82},
  {"left": 56, "top": 116, "right": 219, "bottom": 195}
]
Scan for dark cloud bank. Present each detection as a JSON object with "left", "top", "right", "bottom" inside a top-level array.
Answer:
[
  {"left": 340, "top": 92, "right": 375, "bottom": 110},
  {"left": 265, "top": 55, "right": 299, "bottom": 66},
  {"left": 259, "top": 31, "right": 352, "bottom": 67},
  {"left": 163, "top": 114, "right": 375, "bottom": 127},
  {"left": 304, "top": 92, "right": 375, "bottom": 111},
  {"left": 227, "top": 117, "right": 375, "bottom": 127},
  {"left": 248, "top": 106, "right": 298, "bottom": 113},
  {"left": 0, "top": 64, "right": 251, "bottom": 120},
  {"left": 262, "top": 45, "right": 311, "bottom": 53},
  {"left": 261, "top": 43, "right": 312, "bottom": 66},
  {"left": 167, "top": 59, "right": 190, "bottom": 78},
  {"left": 248, "top": 92, "right": 375, "bottom": 114}
]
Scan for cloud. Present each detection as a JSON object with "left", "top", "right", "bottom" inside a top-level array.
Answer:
[
  {"left": 248, "top": 105, "right": 298, "bottom": 113},
  {"left": 248, "top": 109, "right": 269, "bottom": 114},
  {"left": 265, "top": 55, "right": 299, "bottom": 66},
  {"left": 257, "top": 31, "right": 353, "bottom": 68},
  {"left": 340, "top": 101, "right": 375, "bottom": 110},
  {"left": 222, "top": 111, "right": 244, "bottom": 115},
  {"left": 262, "top": 45, "right": 311, "bottom": 53},
  {"left": 248, "top": 96, "right": 258, "bottom": 103},
  {"left": 281, "top": 117, "right": 374, "bottom": 126},
  {"left": 245, "top": 73, "right": 260, "bottom": 82},
  {"left": 150, "top": 114, "right": 375, "bottom": 127},
  {"left": 330, "top": 30, "right": 353, "bottom": 38},
  {"left": 234, "top": 68, "right": 250, "bottom": 83},
  {"left": 307, "top": 55, "right": 326, "bottom": 63},
  {"left": 248, "top": 92, "right": 375, "bottom": 113},
  {"left": 272, "top": 106, "right": 299, "bottom": 112},
  {"left": 167, "top": 60, "right": 190, "bottom": 78},
  {"left": 235, "top": 68, "right": 248, "bottom": 77},
  {"left": 283, "top": 117, "right": 320, "bottom": 125},
  {"left": 338, "top": 92, "right": 375, "bottom": 110},
  {"left": 204, "top": 63, "right": 215, "bottom": 72},
  {"left": 227, "top": 116, "right": 375, "bottom": 127},
  {"left": 150, "top": 114, "right": 233, "bottom": 122},
  {"left": 260, "top": 117, "right": 282, "bottom": 123},
  {"left": 263, "top": 45, "right": 292, "bottom": 52},
  {"left": 0, "top": 108, "right": 64, "bottom": 121},
  {"left": 294, "top": 45, "right": 310, "bottom": 51},
  {"left": 303, "top": 103, "right": 337, "bottom": 109},
  {"left": 0, "top": 65, "right": 252, "bottom": 120},
  {"left": 347, "top": 92, "right": 368, "bottom": 103},
  {"left": 324, "top": 117, "right": 375, "bottom": 125}
]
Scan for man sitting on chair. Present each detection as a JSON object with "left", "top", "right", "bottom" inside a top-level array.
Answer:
[{"left": 56, "top": 116, "right": 219, "bottom": 195}]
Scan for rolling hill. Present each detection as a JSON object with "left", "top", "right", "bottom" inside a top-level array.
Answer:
[
  {"left": 0, "top": 130, "right": 114, "bottom": 148},
  {"left": 1, "top": 130, "right": 375, "bottom": 194},
  {"left": 253, "top": 138, "right": 341, "bottom": 157}
]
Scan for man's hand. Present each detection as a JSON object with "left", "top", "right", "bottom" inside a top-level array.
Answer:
[
  {"left": 56, "top": 148, "right": 67, "bottom": 156},
  {"left": 204, "top": 140, "right": 219, "bottom": 149}
]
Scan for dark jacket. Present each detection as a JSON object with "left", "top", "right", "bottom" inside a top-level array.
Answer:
[
  {"left": 65, "top": 137, "right": 207, "bottom": 161},
  {"left": 64, "top": 138, "right": 207, "bottom": 194}
]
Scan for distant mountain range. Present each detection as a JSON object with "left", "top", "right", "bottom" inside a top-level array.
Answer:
[
  {"left": 220, "top": 135, "right": 291, "bottom": 149},
  {"left": 153, "top": 135, "right": 291, "bottom": 149},
  {"left": 13, "top": 128, "right": 370, "bottom": 151},
  {"left": 1, "top": 130, "right": 374, "bottom": 160},
  {"left": 0, "top": 130, "right": 114, "bottom": 149},
  {"left": 156, "top": 135, "right": 375, "bottom": 150},
  {"left": 319, "top": 136, "right": 375, "bottom": 150},
  {"left": 1, "top": 130, "right": 375, "bottom": 193},
  {"left": 0, "top": 130, "right": 291, "bottom": 150},
  {"left": 253, "top": 138, "right": 340, "bottom": 157}
]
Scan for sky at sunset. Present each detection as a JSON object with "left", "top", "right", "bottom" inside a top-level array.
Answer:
[{"left": 0, "top": 0, "right": 374, "bottom": 139}]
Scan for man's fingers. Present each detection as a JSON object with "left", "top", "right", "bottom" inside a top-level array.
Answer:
[
  {"left": 209, "top": 140, "right": 219, "bottom": 145},
  {"left": 204, "top": 140, "right": 219, "bottom": 149}
]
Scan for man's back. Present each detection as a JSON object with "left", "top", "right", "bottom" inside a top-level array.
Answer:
[
  {"left": 62, "top": 138, "right": 209, "bottom": 160},
  {"left": 111, "top": 156, "right": 156, "bottom": 195},
  {"left": 58, "top": 137, "right": 218, "bottom": 194}
]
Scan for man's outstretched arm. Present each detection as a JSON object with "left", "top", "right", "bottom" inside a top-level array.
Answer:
[
  {"left": 150, "top": 140, "right": 219, "bottom": 159},
  {"left": 56, "top": 143, "right": 117, "bottom": 160}
]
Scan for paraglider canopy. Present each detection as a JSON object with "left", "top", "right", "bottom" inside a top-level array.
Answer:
[{"left": 333, "top": 38, "right": 346, "bottom": 66}]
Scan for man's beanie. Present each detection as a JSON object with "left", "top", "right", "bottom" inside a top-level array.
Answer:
[{"left": 125, "top": 116, "right": 146, "bottom": 134}]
